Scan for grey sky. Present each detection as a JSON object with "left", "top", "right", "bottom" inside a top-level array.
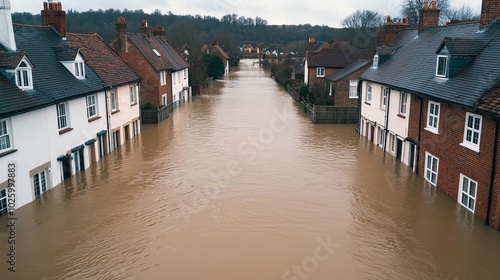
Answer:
[{"left": 12, "top": 0, "right": 483, "bottom": 27}]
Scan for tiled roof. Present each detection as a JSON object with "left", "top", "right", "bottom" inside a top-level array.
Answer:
[
  {"left": 361, "top": 22, "right": 500, "bottom": 108},
  {"left": 128, "top": 33, "right": 190, "bottom": 71},
  {"left": 0, "top": 51, "right": 26, "bottom": 69},
  {"left": 307, "top": 41, "right": 373, "bottom": 68},
  {"left": 213, "top": 45, "right": 229, "bottom": 59},
  {"left": 0, "top": 24, "right": 104, "bottom": 118},
  {"left": 436, "top": 37, "right": 491, "bottom": 56},
  {"left": 376, "top": 47, "right": 396, "bottom": 56},
  {"left": 476, "top": 83, "right": 500, "bottom": 115},
  {"left": 325, "top": 59, "right": 372, "bottom": 82},
  {"left": 67, "top": 33, "right": 140, "bottom": 87},
  {"left": 53, "top": 45, "right": 79, "bottom": 61}
]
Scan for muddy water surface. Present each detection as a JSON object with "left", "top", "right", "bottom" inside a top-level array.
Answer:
[{"left": 1, "top": 59, "right": 500, "bottom": 280}]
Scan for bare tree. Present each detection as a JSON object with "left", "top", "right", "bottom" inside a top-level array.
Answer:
[
  {"left": 341, "top": 10, "right": 384, "bottom": 31},
  {"left": 400, "top": 0, "right": 450, "bottom": 27},
  {"left": 445, "top": 4, "right": 479, "bottom": 22}
]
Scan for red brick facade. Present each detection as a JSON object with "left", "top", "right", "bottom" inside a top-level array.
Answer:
[
  {"left": 41, "top": 1, "right": 66, "bottom": 37},
  {"left": 480, "top": 0, "right": 500, "bottom": 28},
  {"left": 411, "top": 98, "right": 498, "bottom": 227},
  {"left": 379, "top": 17, "right": 410, "bottom": 47},
  {"left": 331, "top": 65, "right": 370, "bottom": 107},
  {"left": 418, "top": 1, "right": 440, "bottom": 33}
]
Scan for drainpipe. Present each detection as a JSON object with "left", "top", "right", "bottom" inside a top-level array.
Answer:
[
  {"left": 486, "top": 117, "right": 499, "bottom": 226},
  {"left": 137, "top": 80, "right": 142, "bottom": 133},
  {"left": 383, "top": 88, "right": 391, "bottom": 154},
  {"left": 415, "top": 96, "right": 423, "bottom": 174},
  {"left": 104, "top": 87, "right": 112, "bottom": 153},
  {"left": 357, "top": 80, "right": 363, "bottom": 133}
]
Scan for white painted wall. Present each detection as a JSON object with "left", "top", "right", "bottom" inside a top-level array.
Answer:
[
  {"left": 172, "top": 68, "right": 190, "bottom": 104},
  {"left": 304, "top": 59, "right": 309, "bottom": 84},
  {"left": 0, "top": 0, "right": 16, "bottom": 51},
  {"left": 109, "top": 83, "right": 141, "bottom": 147}
]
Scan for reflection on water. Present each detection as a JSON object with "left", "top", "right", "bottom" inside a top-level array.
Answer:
[{"left": 1, "top": 59, "right": 500, "bottom": 280}]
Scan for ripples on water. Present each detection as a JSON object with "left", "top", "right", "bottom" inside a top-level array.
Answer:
[{"left": 1, "top": 60, "right": 500, "bottom": 280}]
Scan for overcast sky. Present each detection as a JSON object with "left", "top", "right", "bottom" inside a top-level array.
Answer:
[{"left": 11, "top": 0, "right": 483, "bottom": 27}]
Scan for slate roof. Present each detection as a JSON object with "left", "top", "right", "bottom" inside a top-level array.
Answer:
[
  {"left": 0, "top": 24, "right": 104, "bottom": 118},
  {"left": 128, "top": 33, "right": 190, "bottom": 71},
  {"left": 53, "top": 45, "right": 79, "bottom": 61},
  {"left": 361, "top": 22, "right": 500, "bottom": 108},
  {"left": 307, "top": 41, "right": 373, "bottom": 68},
  {"left": 325, "top": 59, "right": 372, "bottom": 82},
  {"left": 436, "top": 37, "right": 491, "bottom": 56},
  {"left": 0, "top": 51, "right": 26, "bottom": 69},
  {"left": 67, "top": 33, "right": 140, "bottom": 87}
]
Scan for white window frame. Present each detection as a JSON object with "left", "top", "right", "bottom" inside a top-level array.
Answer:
[
  {"left": 366, "top": 83, "right": 372, "bottom": 103},
  {"left": 86, "top": 94, "right": 97, "bottom": 119},
  {"left": 160, "top": 71, "right": 166, "bottom": 85},
  {"left": 56, "top": 102, "right": 69, "bottom": 130},
  {"left": 424, "top": 152, "right": 439, "bottom": 186},
  {"left": 426, "top": 101, "right": 440, "bottom": 134},
  {"left": 74, "top": 61, "right": 85, "bottom": 79},
  {"left": 33, "top": 170, "right": 47, "bottom": 197},
  {"left": 390, "top": 133, "right": 396, "bottom": 153},
  {"left": 15, "top": 60, "right": 33, "bottom": 90},
  {"left": 458, "top": 174, "right": 477, "bottom": 213},
  {"left": 184, "top": 69, "right": 187, "bottom": 79},
  {"left": 399, "top": 92, "right": 408, "bottom": 116},
  {"left": 0, "top": 188, "right": 7, "bottom": 216},
  {"left": 111, "top": 91, "right": 118, "bottom": 112},
  {"left": 349, "top": 80, "right": 358, "bottom": 99},
  {"left": 162, "top": 94, "right": 167, "bottom": 106},
  {"left": 316, "top": 67, "right": 325, "bottom": 77},
  {"left": 436, "top": 55, "right": 448, "bottom": 78},
  {"left": 380, "top": 87, "right": 388, "bottom": 109},
  {"left": 461, "top": 112, "right": 482, "bottom": 152},
  {"left": 0, "top": 119, "right": 12, "bottom": 152},
  {"left": 130, "top": 85, "right": 137, "bottom": 105},
  {"left": 328, "top": 82, "right": 333, "bottom": 97},
  {"left": 372, "top": 55, "right": 379, "bottom": 69}
]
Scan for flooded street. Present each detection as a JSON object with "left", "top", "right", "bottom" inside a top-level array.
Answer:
[{"left": 2, "top": 59, "right": 500, "bottom": 280}]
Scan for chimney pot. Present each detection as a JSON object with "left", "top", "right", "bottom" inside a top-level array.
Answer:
[
  {"left": 431, "top": 0, "right": 437, "bottom": 9},
  {"left": 424, "top": 1, "right": 429, "bottom": 9},
  {"left": 386, "top": 15, "right": 391, "bottom": 23}
]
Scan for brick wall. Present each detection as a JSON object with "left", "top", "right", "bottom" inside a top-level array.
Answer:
[
  {"left": 480, "top": 0, "right": 500, "bottom": 28},
  {"left": 418, "top": 7, "right": 440, "bottom": 33},
  {"left": 416, "top": 99, "right": 496, "bottom": 222},
  {"left": 379, "top": 22, "right": 410, "bottom": 47},
  {"left": 333, "top": 64, "right": 370, "bottom": 107}
]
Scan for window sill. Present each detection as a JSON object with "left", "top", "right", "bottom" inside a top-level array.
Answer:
[
  {"left": 111, "top": 110, "right": 120, "bottom": 115},
  {"left": 131, "top": 102, "right": 138, "bottom": 107},
  {"left": 397, "top": 114, "right": 406, "bottom": 119},
  {"left": 0, "top": 149, "right": 18, "bottom": 158},
  {"left": 59, "top": 127, "right": 74, "bottom": 135},
  {"left": 460, "top": 142, "right": 480, "bottom": 153},
  {"left": 364, "top": 102, "right": 371, "bottom": 105},
  {"left": 349, "top": 97, "right": 359, "bottom": 99},
  {"left": 380, "top": 107, "right": 386, "bottom": 111},
  {"left": 88, "top": 116, "right": 101, "bottom": 123},
  {"left": 424, "top": 127, "right": 439, "bottom": 135}
]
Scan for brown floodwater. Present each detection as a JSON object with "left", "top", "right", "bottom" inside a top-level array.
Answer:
[{"left": 1, "top": 59, "right": 500, "bottom": 280}]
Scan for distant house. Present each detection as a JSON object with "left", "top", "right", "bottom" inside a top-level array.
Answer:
[
  {"left": 324, "top": 59, "right": 371, "bottom": 109},
  {"left": 0, "top": 1, "right": 109, "bottom": 209},
  {"left": 111, "top": 18, "right": 190, "bottom": 124},
  {"left": 67, "top": 33, "right": 142, "bottom": 150},
  {"left": 304, "top": 38, "right": 373, "bottom": 85},
  {"left": 212, "top": 44, "right": 230, "bottom": 76},
  {"left": 360, "top": 0, "right": 500, "bottom": 230}
]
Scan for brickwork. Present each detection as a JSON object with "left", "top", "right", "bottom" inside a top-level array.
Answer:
[
  {"left": 480, "top": 0, "right": 500, "bottom": 28},
  {"left": 416, "top": 99, "right": 496, "bottom": 223},
  {"left": 333, "top": 65, "right": 370, "bottom": 107}
]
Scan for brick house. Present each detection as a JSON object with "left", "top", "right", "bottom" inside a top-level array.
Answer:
[
  {"left": 360, "top": 0, "right": 500, "bottom": 230},
  {"left": 111, "top": 17, "right": 190, "bottom": 124},
  {"left": 304, "top": 39, "right": 372, "bottom": 85},
  {"left": 212, "top": 44, "right": 229, "bottom": 76},
  {"left": 325, "top": 59, "right": 371, "bottom": 107}
]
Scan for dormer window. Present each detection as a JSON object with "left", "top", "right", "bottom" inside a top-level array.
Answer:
[
  {"left": 436, "top": 55, "right": 448, "bottom": 77},
  {"left": 15, "top": 60, "right": 33, "bottom": 90},
  {"left": 372, "top": 55, "right": 379, "bottom": 69},
  {"left": 75, "top": 62, "right": 85, "bottom": 79}
]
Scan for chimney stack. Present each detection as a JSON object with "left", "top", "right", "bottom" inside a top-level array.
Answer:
[
  {"left": 418, "top": 0, "right": 440, "bottom": 34},
  {"left": 379, "top": 16, "right": 410, "bottom": 47},
  {"left": 41, "top": 0, "right": 66, "bottom": 37},
  {"left": 153, "top": 25, "right": 166, "bottom": 39},
  {"left": 480, "top": 0, "right": 500, "bottom": 28},
  {"left": 140, "top": 20, "right": 151, "bottom": 37},
  {"left": 307, "top": 38, "right": 316, "bottom": 52},
  {"left": 0, "top": 0, "right": 16, "bottom": 51},
  {"left": 114, "top": 16, "right": 127, "bottom": 53}
]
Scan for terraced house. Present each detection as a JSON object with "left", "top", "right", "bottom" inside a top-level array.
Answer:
[
  {"left": 111, "top": 18, "right": 190, "bottom": 124},
  {"left": 360, "top": 0, "right": 500, "bottom": 230},
  {"left": 0, "top": 0, "right": 141, "bottom": 211}
]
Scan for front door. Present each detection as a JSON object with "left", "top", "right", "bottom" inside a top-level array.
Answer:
[
  {"left": 62, "top": 156, "right": 71, "bottom": 180},
  {"left": 396, "top": 139, "right": 403, "bottom": 160},
  {"left": 409, "top": 143, "right": 416, "bottom": 169}
]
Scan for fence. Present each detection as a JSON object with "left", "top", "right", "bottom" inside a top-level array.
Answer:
[
  {"left": 286, "top": 85, "right": 359, "bottom": 124},
  {"left": 141, "top": 104, "right": 173, "bottom": 124}
]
